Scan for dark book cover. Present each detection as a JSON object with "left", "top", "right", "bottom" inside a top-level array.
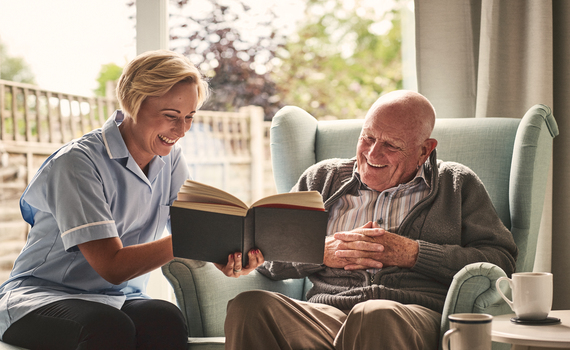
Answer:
[{"left": 170, "top": 206, "right": 328, "bottom": 266}]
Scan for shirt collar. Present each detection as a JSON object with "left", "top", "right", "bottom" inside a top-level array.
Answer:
[
  {"left": 101, "top": 110, "right": 130, "bottom": 160},
  {"left": 354, "top": 159, "right": 432, "bottom": 192},
  {"left": 101, "top": 110, "right": 166, "bottom": 185}
]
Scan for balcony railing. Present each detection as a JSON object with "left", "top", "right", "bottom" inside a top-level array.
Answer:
[{"left": 0, "top": 79, "right": 117, "bottom": 151}]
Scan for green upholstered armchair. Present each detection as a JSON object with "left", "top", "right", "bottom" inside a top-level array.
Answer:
[
  {"left": 269, "top": 104, "right": 558, "bottom": 350},
  {"left": 162, "top": 104, "right": 557, "bottom": 350}
]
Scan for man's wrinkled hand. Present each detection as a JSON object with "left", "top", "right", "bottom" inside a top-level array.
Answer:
[
  {"left": 323, "top": 221, "right": 385, "bottom": 270},
  {"left": 334, "top": 222, "right": 419, "bottom": 269}
]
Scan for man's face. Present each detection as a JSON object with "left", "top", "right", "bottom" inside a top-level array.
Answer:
[{"left": 356, "top": 104, "right": 431, "bottom": 192}]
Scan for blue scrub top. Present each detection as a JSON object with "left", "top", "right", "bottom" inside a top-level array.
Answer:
[{"left": 0, "top": 110, "right": 189, "bottom": 338}]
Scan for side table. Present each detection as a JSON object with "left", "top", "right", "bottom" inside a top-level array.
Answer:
[{"left": 492, "top": 310, "right": 570, "bottom": 349}]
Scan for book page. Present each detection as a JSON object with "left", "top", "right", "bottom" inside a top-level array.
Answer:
[
  {"left": 171, "top": 200, "right": 248, "bottom": 216},
  {"left": 251, "top": 191, "right": 325, "bottom": 210},
  {"left": 177, "top": 180, "right": 248, "bottom": 208}
]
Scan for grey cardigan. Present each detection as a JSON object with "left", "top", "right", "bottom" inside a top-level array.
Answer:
[{"left": 258, "top": 152, "right": 518, "bottom": 313}]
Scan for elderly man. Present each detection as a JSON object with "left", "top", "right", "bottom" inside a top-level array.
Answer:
[{"left": 224, "top": 90, "right": 518, "bottom": 350}]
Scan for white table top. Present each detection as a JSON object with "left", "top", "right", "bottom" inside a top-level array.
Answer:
[{"left": 492, "top": 310, "right": 570, "bottom": 348}]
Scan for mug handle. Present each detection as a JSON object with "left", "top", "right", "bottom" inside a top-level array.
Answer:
[
  {"left": 442, "top": 328, "right": 458, "bottom": 350},
  {"left": 496, "top": 276, "right": 514, "bottom": 310}
]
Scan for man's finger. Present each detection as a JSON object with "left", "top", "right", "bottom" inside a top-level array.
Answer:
[
  {"left": 334, "top": 230, "right": 384, "bottom": 242},
  {"left": 346, "top": 240, "right": 384, "bottom": 252},
  {"left": 358, "top": 228, "right": 386, "bottom": 237},
  {"left": 341, "top": 257, "right": 383, "bottom": 270},
  {"left": 335, "top": 249, "right": 384, "bottom": 259}
]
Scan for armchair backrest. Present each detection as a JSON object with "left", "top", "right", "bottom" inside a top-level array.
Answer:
[{"left": 270, "top": 104, "right": 558, "bottom": 273}]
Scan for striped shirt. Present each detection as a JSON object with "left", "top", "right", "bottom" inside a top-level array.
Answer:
[{"left": 326, "top": 163, "right": 431, "bottom": 274}]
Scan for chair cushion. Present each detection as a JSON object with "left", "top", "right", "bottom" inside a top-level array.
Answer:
[{"left": 163, "top": 259, "right": 306, "bottom": 337}]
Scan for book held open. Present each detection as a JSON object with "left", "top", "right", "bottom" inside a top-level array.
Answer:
[{"left": 170, "top": 180, "right": 328, "bottom": 266}]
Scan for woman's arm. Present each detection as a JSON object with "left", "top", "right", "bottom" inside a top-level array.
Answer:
[{"left": 78, "top": 236, "right": 174, "bottom": 285}]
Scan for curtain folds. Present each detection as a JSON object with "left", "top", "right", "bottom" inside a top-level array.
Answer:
[{"left": 415, "top": 0, "right": 570, "bottom": 309}]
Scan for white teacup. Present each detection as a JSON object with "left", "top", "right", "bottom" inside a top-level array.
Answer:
[
  {"left": 442, "top": 313, "right": 493, "bottom": 350},
  {"left": 496, "top": 272, "right": 553, "bottom": 320}
]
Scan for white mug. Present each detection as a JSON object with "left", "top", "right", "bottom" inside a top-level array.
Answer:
[
  {"left": 442, "top": 313, "right": 493, "bottom": 350},
  {"left": 496, "top": 272, "right": 553, "bottom": 320}
]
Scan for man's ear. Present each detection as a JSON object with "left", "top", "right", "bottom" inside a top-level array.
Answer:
[{"left": 420, "top": 138, "right": 438, "bottom": 162}]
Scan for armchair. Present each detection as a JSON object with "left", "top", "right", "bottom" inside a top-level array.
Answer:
[
  {"left": 270, "top": 104, "right": 558, "bottom": 350},
  {"left": 160, "top": 103, "right": 556, "bottom": 350}
]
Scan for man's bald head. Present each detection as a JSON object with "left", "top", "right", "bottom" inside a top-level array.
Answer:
[{"left": 356, "top": 90, "right": 438, "bottom": 192}]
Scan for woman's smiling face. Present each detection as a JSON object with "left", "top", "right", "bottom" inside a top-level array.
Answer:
[{"left": 122, "top": 81, "right": 198, "bottom": 169}]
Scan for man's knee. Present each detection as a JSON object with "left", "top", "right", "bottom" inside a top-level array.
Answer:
[
  {"left": 227, "top": 290, "right": 279, "bottom": 317},
  {"left": 348, "top": 299, "right": 404, "bottom": 323},
  {"left": 340, "top": 300, "right": 440, "bottom": 350}
]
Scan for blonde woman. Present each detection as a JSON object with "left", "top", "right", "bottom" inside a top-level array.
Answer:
[{"left": 0, "top": 50, "right": 264, "bottom": 349}]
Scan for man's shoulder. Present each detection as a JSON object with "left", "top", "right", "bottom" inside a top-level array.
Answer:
[
  {"left": 436, "top": 159, "right": 478, "bottom": 177},
  {"left": 295, "top": 158, "right": 355, "bottom": 193},
  {"left": 436, "top": 160, "right": 484, "bottom": 189},
  {"left": 308, "top": 157, "right": 355, "bottom": 174}
]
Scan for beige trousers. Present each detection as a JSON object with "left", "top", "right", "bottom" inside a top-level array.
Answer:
[{"left": 224, "top": 290, "right": 441, "bottom": 350}]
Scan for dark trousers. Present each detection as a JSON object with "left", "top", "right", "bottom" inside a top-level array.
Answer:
[{"left": 3, "top": 298, "right": 188, "bottom": 350}]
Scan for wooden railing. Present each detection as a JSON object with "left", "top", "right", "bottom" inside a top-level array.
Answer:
[{"left": 0, "top": 79, "right": 116, "bottom": 142}]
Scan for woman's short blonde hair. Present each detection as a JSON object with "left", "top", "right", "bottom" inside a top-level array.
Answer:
[{"left": 116, "top": 50, "right": 209, "bottom": 120}]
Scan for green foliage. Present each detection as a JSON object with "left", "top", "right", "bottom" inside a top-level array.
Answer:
[
  {"left": 0, "top": 39, "right": 35, "bottom": 84},
  {"left": 94, "top": 63, "right": 123, "bottom": 97},
  {"left": 134, "top": 0, "right": 403, "bottom": 120},
  {"left": 169, "top": 0, "right": 285, "bottom": 119},
  {"left": 271, "top": 0, "right": 403, "bottom": 119}
]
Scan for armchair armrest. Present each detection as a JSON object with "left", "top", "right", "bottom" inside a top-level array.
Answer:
[
  {"left": 162, "top": 258, "right": 307, "bottom": 338},
  {"left": 440, "top": 262, "right": 512, "bottom": 350}
]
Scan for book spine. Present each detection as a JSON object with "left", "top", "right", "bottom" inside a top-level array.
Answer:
[{"left": 243, "top": 210, "right": 255, "bottom": 266}]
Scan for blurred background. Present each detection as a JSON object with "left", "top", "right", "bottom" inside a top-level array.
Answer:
[{"left": 0, "top": 0, "right": 415, "bottom": 119}]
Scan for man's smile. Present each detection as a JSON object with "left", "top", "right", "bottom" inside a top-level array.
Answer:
[{"left": 367, "top": 159, "right": 387, "bottom": 168}]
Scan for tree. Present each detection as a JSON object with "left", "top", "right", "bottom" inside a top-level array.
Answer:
[
  {"left": 0, "top": 39, "right": 35, "bottom": 84},
  {"left": 169, "top": 0, "right": 286, "bottom": 119},
  {"left": 127, "top": 0, "right": 403, "bottom": 120},
  {"left": 94, "top": 63, "right": 123, "bottom": 97},
  {"left": 271, "top": 0, "right": 403, "bottom": 119}
]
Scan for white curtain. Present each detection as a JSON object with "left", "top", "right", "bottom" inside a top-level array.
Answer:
[{"left": 415, "top": 0, "right": 570, "bottom": 309}]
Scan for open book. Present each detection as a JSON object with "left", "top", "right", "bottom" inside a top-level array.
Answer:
[{"left": 170, "top": 180, "right": 329, "bottom": 265}]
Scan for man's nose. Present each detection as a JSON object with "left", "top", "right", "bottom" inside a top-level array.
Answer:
[{"left": 369, "top": 141, "right": 385, "bottom": 155}]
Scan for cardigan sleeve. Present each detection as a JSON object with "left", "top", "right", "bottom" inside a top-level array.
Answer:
[{"left": 410, "top": 162, "right": 518, "bottom": 285}]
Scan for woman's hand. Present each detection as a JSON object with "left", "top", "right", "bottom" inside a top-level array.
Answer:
[{"left": 214, "top": 249, "right": 265, "bottom": 278}]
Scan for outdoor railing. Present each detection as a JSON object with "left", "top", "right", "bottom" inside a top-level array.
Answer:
[{"left": 0, "top": 79, "right": 116, "bottom": 149}]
